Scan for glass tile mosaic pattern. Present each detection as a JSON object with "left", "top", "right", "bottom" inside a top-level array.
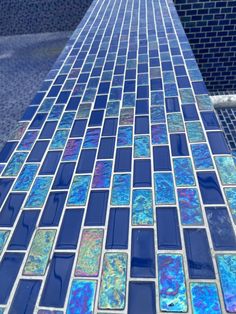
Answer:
[{"left": 0, "top": 0, "right": 236, "bottom": 312}]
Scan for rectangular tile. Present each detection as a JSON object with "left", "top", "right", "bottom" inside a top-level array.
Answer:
[
  {"left": 215, "top": 156, "right": 236, "bottom": 185},
  {"left": 114, "top": 147, "right": 132, "bottom": 172},
  {"left": 13, "top": 164, "right": 39, "bottom": 191},
  {"left": 25, "top": 176, "right": 52, "bottom": 208},
  {"left": 191, "top": 144, "right": 214, "bottom": 170},
  {"left": 153, "top": 146, "right": 171, "bottom": 171},
  {"left": 134, "top": 135, "right": 150, "bottom": 158},
  {"left": 154, "top": 172, "right": 175, "bottom": 204},
  {"left": 85, "top": 190, "right": 109, "bottom": 226},
  {"left": 67, "top": 175, "right": 91, "bottom": 206},
  {"left": 3, "top": 152, "right": 28, "bottom": 176},
  {"left": 128, "top": 282, "right": 156, "bottom": 314},
  {"left": 111, "top": 174, "right": 131, "bottom": 205},
  {"left": 133, "top": 159, "right": 151, "bottom": 187},
  {"left": 92, "top": 160, "right": 112, "bottom": 188},
  {"left": 0, "top": 193, "right": 26, "bottom": 227},
  {"left": 173, "top": 158, "right": 195, "bottom": 186},
  {"left": 132, "top": 189, "right": 153, "bottom": 225},
  {"left": 224, "top": 187, "right": 236, "bottom": 223}
]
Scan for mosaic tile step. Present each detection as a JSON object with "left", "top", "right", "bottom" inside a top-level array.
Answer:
[{"left": 0, "top": 0, "right": 236, "bottom": 311}]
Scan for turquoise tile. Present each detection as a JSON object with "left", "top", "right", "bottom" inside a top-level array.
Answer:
[
  {"left": 62, "top": 139, "right": 82, "bottom": 161},
  {"left": 134, "top": 136, "right": 150, "bottom": 158},
  {"left": 25, "top": 176, "right": 52, "bottom": 208},
  {"left": 196, "top": 95, "right": 213, "bottom": 110},
  {"left": 106, "top": 101, "right": 120, "bottom": 117},
  {"left": 83, "top": 128, "right": 101, "bottom": 148},
  {"left": 50, "top": 130, "right": 70, "bottom": 149},
  {"left": 67, "top": 175, "right": 91, "bottom": 206},
  {"left": 92, "top": 161, "right": 112, "bottom": 188},
  {"left": 167, "top": 113, "right": 185, "bottom": 133},
  {"left": 154, "top": 173, "right": 176, "bottom": 204},
  {"left": 98, "top": 253, "right": 127, "bottom": 310},
  {"left": 173, "top": 158, "right": 195, "bottom": 186},
  {"left": 215, "top": 156, "right": 236, "bottom": 185},
  {"left": 39, "top": 98, "right": 55, "bottom": 113},
  {"left": 191, "top": 144, "right": 214, "bottom": 169},
  {"left": 77, "top": 103, "right": 91, "bottom": 119},
  {"left": 18, "top": 131, "right": 38, "bottom": 151},
  {"left": 67, "top": 280, "right": 97, "bottom": 314},
  {"left": 132, "top": 189, "right": 153, "bottom": 225},
  {"left": 186, "top": 121, "right": 205, "bottom": 143},
  {"left": 83, "top": 88, "right": 96, "bottom": 102},
  {"left": 123, "top": 93, "right": 135, "bottom": 107},
  {"left": 190, "top": 283, "right": 221, "bottom": 314},
  {"left": 151, "top": 91, "right": 164, "bottom": 106},
  {"left": 177, "top": 188, "right": 203, "bottom": 225},
  {"left": 59, "top": 112, "right": 76, "bottom": 129},
  {"left": 158, "top": 254, "right": 187, "bottom": 312},
  {"left": 48, "top": 105, "right": 64, "bottom": 120},
  {"left": 3, "top": 152, "right": 28, "bottom": 176},
  {"left": 0, "top": 230, "right": 10, "bottom": 255},
  {"left": 117, "top": 126, "right": 132, "bottom": 146},
  {"left": 13, "top": 164, "right": 39, "bottom": 191},
  {"left": 179, "top": 88, "right": 195, "bottom": 104},
  {"left": 151, "top": 124, "right": 168, "bottom": 144},
  {"left": 224, "top": 187, "right": 236, "bottom": 223},
  {"left": 111, "top": 174, "right": 131, "bottom": 205},
  {"left": 151, "top": 106, "right": 165, "bottom": 123},
  {"left": 217, "top": 255, "right": 236, "bottom": 312}
]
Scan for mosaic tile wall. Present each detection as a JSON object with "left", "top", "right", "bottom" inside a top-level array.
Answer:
[
  {"left": 0, "top": 0, "right": 236, "bottom": 313},
  {"left": 217, "top": 107, "right": 236, "bottom": 153}
]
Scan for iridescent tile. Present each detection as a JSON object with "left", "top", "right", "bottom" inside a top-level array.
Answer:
[
  {"left": 151, "top": 106, "right": 165, "bottom": 123},
  {"left": 173, "top": 158, "right": 195, "bottom": 186},
  {"left": 151, "top": 124, "right": 168, "bottom": 144},
  {"left": 38, "top": 311, "right": 63, "bottom": 314},
  {"left": 0, "top": 230, "right": 10, "bottom": 254},
  {"left": 13, "top": 163, "right": 39, "bottom": 191},
  {"left": 224, "top": 187, "right": 236, "bottom": 223},
  {"left": 11, "top": 122, "right": 29, "bottom": 140},
  {"left": 190, "top": 283, "right": 221, "bottom": 314},
  {"left": 177, "top": 188, "right": 203, "bottom": 225},
  {"left": 132, "top": 189, "right": 153, "bottom": 225},
  {"left": 77, "top": 103, "right": 91, "bottom": 118},
  {"left": 111, "top": 174, "right": 131, "bottom": 205},
  {"left": 39, "top": 98, "right": 54, "bottom": 112},
  {"left": 25, "top": 176, "right": 52, "bottom": 208},
  {"left": 48, "top": 105, "right": 64, "bottom": 120},
  {"left": 189, "top": 69, "right": 203, "bottom": 81},
  {"left": 83, "top": 128, "right": 101, "bottom": 148},
  {"left": 215, "top": 156, "right": 236, "bottom": 185},
  {"left": 106, "top": 101, "right": 120, "bottom": 117},
  {"left": 138, "top": 73, "right": 149, "bottom": 85},
  {"left": 23, "top": 229, "right": 56, "bottom": 275},
  {"left": 123, "top": 93, "right": 135, "bottom": 107},
  {"left": 217, "top": 254, "right": 236, "bottom": 312},
  {"left": 134, "top": 136, "right": 150, "bottom": 158},
  {"left": 83, "top": 88, "right": 96, "bottom": 102},
  {"left": 165, "top": 83, "right": 178, "bottom": 97},
  {"left": 75, "top": 229, "right": 103, "bottom": 277},
  {"left": 180, "top": 88, "right": 194, "bottom": 104},
  {"left": 196, "top": 95, "right": 213, "bottom": 110},
  {"left": 3, "top": 152, "right": 28, "bottom": 176},
  {"left": 92, "top": 161, "right": 112, "bottom": 188},
  {"left": 59, "top": 112, "right": 76, "bottom": 129},
  {"left": 98, "top": 253, "right": 127, "bottom": 310},
  {"left": 50, "top": 130, "right": 70, "bottom": 149},
  {"left": 163, "top": 71, "right": 175, "bottom": 84},
  {"left": 119, "top": 108, "right": 134, "bottom": 125},
  {"left": 18, "top": 131, "right": 38, "bottom": 150},
  {"left": 154, "top": 173, "right": 175, "bottom": 205},
  {"left": 158, "top": 254, "right": 187, "bottom": 312},
  {"left": 191, "top": 144, "right": 214, "bottom": 169},
  {"left": 151, "top": 91, "right": 164, "bottom": 106},
  {"left": 67, "top": 279, "right": 97, "bottom": 314},
  {"left": 62, "top": 139, "right": 82, "bottom": 161},
  {"left": 67, "top": 175, "right": 91, "bottom": 206},
  {"left": 167, "top": 113, "right": 185, "bottom": 133},
  {"left": 186, "top": 122, "right": 205, "bottom": 143},
  {"left": 117, "top": 126, "right": 132, "bottom": 146}
]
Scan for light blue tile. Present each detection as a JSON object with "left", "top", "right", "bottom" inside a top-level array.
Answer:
[
  {"left": 154, "top": 173, "right": 175, "bottom": 204},
  {"left": 111, "top": 174, "right": 131, "bottom": 205}
]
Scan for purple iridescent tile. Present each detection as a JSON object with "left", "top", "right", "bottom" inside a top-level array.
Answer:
[
  {"left": 11, "top": 122, "right": 29, "bottom": 141},
  {"left": 66, "top": 279, "right": 97, "bottom": 314},
  {"left": 119, "top": 108, "right": 134, "bottom": 125},
  {"left": 151, "top": 124, "right": 168, "bottom": 144},
  {"left": 158, "top": 254, "right": 187, "bottom": 312},
  {"left": 18, "top": 131, "right": 38, "bottom": 151},
  {"left": 177, "top": 188, "right": 203, "bottom": 225},
  {"left": 92, "top": 161, "right": 112, "bottom": 188},
  {"left": 62, "top": 139, "right": 82, "bottom": 161}
]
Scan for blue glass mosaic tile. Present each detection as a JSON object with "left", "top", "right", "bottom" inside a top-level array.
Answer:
[
  {"left": 173, "top": 158, "right": 195, "bottom": 186},
  {"left": 111, "top": 174, "right": 131, "bottom": 205},
  {"left": 67, "top": 175, "right": 91, "bottom": 206},
  {"left": 134, "top": 136, "right": 150, "bottom": 158},
  {"left": 132, "top": 189, "right": 153, "bottom": 225},
  {"left": 13, "top": 163, "right": 39, "bottom": 191},
  {"left": 154, "top": 172, "right": 175, "bottom": 205},
  {"left": 25, "top": 176, "right": 52, "bottom": 208},
  {"left": 3, "top": 152, "right": 28, "bottom": 176},
  {"left": 128, "top": 282, "right": 156, "bottom": 314}
]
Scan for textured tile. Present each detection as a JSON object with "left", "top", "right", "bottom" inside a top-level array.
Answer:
[
  {"left": 185, "top": 121, "right": 205, "bottom": 143},
  {"left": 224, "top": 187, "right": 236, "bottom": 223},
  {"left": 173, "top": 158, "right": 195, "bottom": 186},
  {"left": 154, "top": 172, "right": 176, "bottom": 204},
  {"left": 151, "top": 124, "right": 168, "bottom": 144},
  {"left": 67, "top": 175, "right": 91, "bottom": 206},
  {"left": 132, "top": 189, "right": 153, "bottom": 225},
  {"left": 62, "top": 138, "right": 82, "bottom": 161},
  {"left": 167, "top": 113, "right": 184, "bottom": 133},
  {"left": 191, "top": 144, "right": 214, "bottom": 170},
  {"left": 134, "top": 135, "right": 150, "bottom": 158},
  {"left": 50, "top": 130, "right": 70, "bottom": 149},
  {"left": 215, "top": 156, "right": 236, "bottom": 185},
  {"left": 0, "top": 230, "right": 10, "bottom": 255},
  {"left": 13, "top": 163, "right": 39, "bottom": 191},
  {"left": 25, "top": 176, "right": 52, "bottom": 208},
  {"left": 3, "top": 152, "right": 28, "bottom": 176},
  {"left": 92, "top": 160, "right": 112, "bottom": 188},
  {"left": 111, "top": 174, "right": 131, "bottom": 205}
]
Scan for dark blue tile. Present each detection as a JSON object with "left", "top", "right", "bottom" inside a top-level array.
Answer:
[
  {"left": 102, "top": 118, "right": 118, "bottom": 136},
  {"left": 175, "top": 65, "right": 187, "bottom": 76},
  {"left": 206, "top": 207, "right": 236, "bottom": 250},
  {"left": 182, "top": 104, "right": 199, "bottom": 121},
  {"left": 98, "top": 82, "right": 110, "bottom": 94},
  {"left": 207, "top": 131, "right": 230, "bottom": 154},
  {"left": 115, "top": 148, "right": 132, "bottom": 172},
  {"left": 193, "top": 81, "right": 208, "bottom": 94},
  {"left": 21, "top": 107, "right": 37, "bottom": 121},
  {"left": 39, "top": 121, "right": 57, "bottom": 139},
  {"left": 66, "top": 96, "right": 81, "bottom": 110},
  {"left": 48, "top": 85, "right": 61, "bottom": 98},
  {"left": 39, "top": 253, "right": 74, "bottom": 307},
  {"left": 170, "top": 134, "right": 189, "bottom": 156},
  {"left": 40, "top": 151, "right": 62, "bottom": 175},
  {"left": 184, "top": 228, "right": 215, "bottom": 279},
  {"left": 134, "top": 159, "right": 151, "bottom": 187},
  {"left": 0, "top": 142, "right": 17, "bottom": 163},
  {"left": 31, "top": 92, "right": 45, "bottom": 105},
  {"left": 9, "top": 280, "right": 41, "bottom": 314},
  {"left": 137, "top": 86, "right": 149, "bottom": 99},
  {"left": 98, "top": 137, "right": 115, "bottom": 159},
  {"left": 0, "top": 193, "right": 26, "bottom": 227},
  {"left": 136, "top": 99, "right": 149, "bottom": 114},
  {"left": 128, "top": 282, "right": 156, "bottom": 314},
  {"left": 29, "top": 113, "right": 47, "bottom": 129},
  {"left": 56, "top": 209, "right": 84, "bottom": 249},
  {"left": 126, "top": 69, "right": 136, "bottom": 80},
  {"left": 131, "top": 229, "right": 155, "bottom": 278},
  {"left": 151, "top": 78, "right": 163, "bottom": 90},
  {"left": 85, "top": 190, "right": 109, "bottom": 226},
  {"left": 156, "top": 207, "right": 181, "bottom": 250},
  {"left": 177, "top": 76, "right": 191, "bottom": 88},
  {"left": 27, "top": 141, "right": 49, "bottom": 162},
  {"left": 165, "top": 97, "right": 180, "bottom": 112},
  {"left": 153, "top": 146, "right": 171, "bottom": 171},
  {"left": 0, "top": 179, "right": 14, "bottom": 207},
  {"left": 0, "top": 253, "right": 24, "bottom": 304},
  {"left": 39, "top": 192, "right": 67, "bottom": 226},
  {"left": 8, "top": 211, "right": 39, "bottom": 250},
  {"left": 52, "top": 162, "right": 75, "bottom": 189},
  {"left": 89, "top": 110, "right": 104, "bottom": 126},
  {"left": 56, "top": 91, "right": 70, "bottom": 104},
  {"left": 76, "top": 149, "right": 96, "bottom": 173},
  {"left": 201, "top": 112, "right": 220, "bottom": 130},
  {"left": 94, "top": 95, "right": 108, "bottom": 109},
  {"left": 135, "top": 116, "right": 149, "bottom": 134},
  {"left": 124, "top": 80, "right": 136, "bottom": 92},
  {"left": 197, "top": 171, "right": 224, "bottom": 204},
  {"left": 70, "top": 119, "right": 87, "bottom": 137},
  {"left": 106, "top": 207, "right": 129, "bottom": 249}
]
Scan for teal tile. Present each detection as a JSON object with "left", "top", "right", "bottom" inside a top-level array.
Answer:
[
  {"left": 77, "top": 103, "right": 91, "bottom": 119},
  {"left": 3, "top": 152, "right": 28, "bottom": 176},
  {"left": 186, "top": 122, "right": 205, "bottom": 143},
  {"left": 191, "top": 144, "right": 214, "bottom": 170},
  {"left": 215, "top": 156, "right": 236, "bottom": 185},
  {"left": 154, "top": 173, "right": 176, "bottom": 204},
  {"left": 13, "top": 164, "right": 39, "bottom": 191},
  {"left": 132, "top": 189, "right": 153, "bottom": 225},
  {"left": 0, "top": 230, "right": 10, "bottom": 255},
  {"left": 134, "top": 136, "right": 150, "bottom": 158},
  {"left": 67, "top": 175, "right": 91, "bottom": 206},
  {"left": 25, "top": 176, "right": 52, "bottom": 208},
  {"left": 117, "top": 126, "right": 132, "bottom": 146},
  {"left": 224, "top": 187, "right": 236, "bottom": 223},
  {"left": 59, "top": 112, "right": 75, "bottom": 129},
  {"left": 151, "top": 106, "right": 165, "bottom": 123},
  {"left": 173, "top": 158, "right": 195, "bottom": 186},
  {"left": 167, "top": 113, "right": 185, "bottom": 133},
  {"left": 111, "top": 174, "right": 131, "bottom": 205},
  {"left": 179, "top": 88, "right": 194, "bottom": 104},
  {"left": 196, "top": 95, "right": 213, "bottom": 110},
  {"left": 106, "top": 101, "right": 120, "bottom": 117},
  {"left": 50, "top": 130, "right": 70, "bottom": 149}
]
